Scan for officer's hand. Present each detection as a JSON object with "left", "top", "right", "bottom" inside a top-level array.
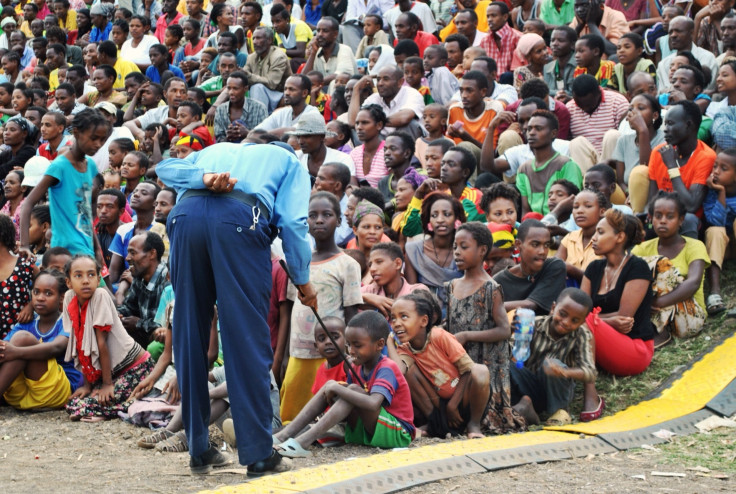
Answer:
[{"left": 203, "top": 172, "right": 238, "bottom": 193}]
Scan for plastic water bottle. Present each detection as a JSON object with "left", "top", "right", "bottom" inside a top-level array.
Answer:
[{"left": 512, "top": 309, "right": 535, "bottom": 369}]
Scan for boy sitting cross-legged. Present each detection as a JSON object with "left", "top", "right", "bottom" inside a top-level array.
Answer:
[
  {"left": 273, "top": 312, "right": 415, "bottom": 457},
  {"left": 511, "top": 288, "right": 596, "bottom": 426}
]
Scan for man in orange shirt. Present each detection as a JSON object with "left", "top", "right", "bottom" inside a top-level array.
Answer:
[
  {"left": 648, "top": 101, "right": 715, "bottom": 238},
  {"left": 447, "top": 71, "right": 504, "bottom": 148}
]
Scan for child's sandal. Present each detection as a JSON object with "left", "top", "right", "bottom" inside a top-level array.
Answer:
[
  {"left": 275, "top": 438, "right": 311, "bottom": 458},
  {"left": 154, "top": 430, "right": 189, "bottom": 453},
  {"left": 137, "top": 429, "right": 174, "bottom": 449}
]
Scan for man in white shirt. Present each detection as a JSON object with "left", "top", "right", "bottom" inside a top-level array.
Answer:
[
  {"left": 385, "top": 0, "right": 438, "bottom": 38},
  {"left": 301, "top": 17, "right": 357, "bottom": 88},
  {"left": 350, "top": 65, "right": 425, "bottom": 138},
  {"left": 656, "top": 16, "right": 718, "bottom": 91},
  {"left": 254, "top": 74, "right": 322, "bottom": 136},
  {"left": 293, "top": 112, "right": 356, "bottom": 178}
]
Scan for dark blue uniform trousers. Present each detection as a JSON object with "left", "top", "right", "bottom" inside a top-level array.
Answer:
[{"left": 168, "top": 195, "right": 273, "bottom": 465}]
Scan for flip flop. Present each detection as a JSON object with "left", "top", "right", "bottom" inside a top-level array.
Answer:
[
  {"left": 707, "top": 294, "right": 727, "bottom": 315},
  {"left": 272, "top": 434, "right": 282, "bottom": 446},
  {"left": 579, "top": 397, "right": 605, "bottom": 423},
  {"left": 274, "top": 438, "right": 311, "bottom": 458},
  {"left": 546, "top": 409, "right": 572, "bottom": 426}
]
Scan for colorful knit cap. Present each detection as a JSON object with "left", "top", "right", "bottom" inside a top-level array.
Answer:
[
  {"left": 175, "top": 134, "right": 205, "bottom": 151},
  {"left": 353, "top": 200, "right": 385, "bottom": 226},
  {"left": 486, "top": 222, "right": 515, "bottom": 249}
]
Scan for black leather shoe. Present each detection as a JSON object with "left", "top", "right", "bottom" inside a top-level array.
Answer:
[
  {"left": 247, "top": 449, "right": 289, "bottom": 477},
  {"left": 190, "top": 443, "right": 232, "bottom": 475}
]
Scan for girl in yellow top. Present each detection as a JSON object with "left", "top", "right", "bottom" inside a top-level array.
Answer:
[
  {"left": 631, "top": 192, "right": 710, "bottom": 343},
  {"left": 556, "top": 189, "right": 608, "bottom": 284}
]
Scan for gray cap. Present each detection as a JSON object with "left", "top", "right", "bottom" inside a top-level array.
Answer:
[
  {"left": 289, "top": 111, "right": 336, "bottom": 137},
  {"left": 90, "top": 3, "right": 112, "bottom": 16}
]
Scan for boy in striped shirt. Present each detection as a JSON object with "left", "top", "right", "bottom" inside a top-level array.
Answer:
[{"left": 510, "top": 288, "right": 596, "bottom": 426}]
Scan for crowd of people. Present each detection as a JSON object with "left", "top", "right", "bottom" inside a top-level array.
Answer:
[{"left": 0, "top": 0, "right": 734, "bottom": 478}]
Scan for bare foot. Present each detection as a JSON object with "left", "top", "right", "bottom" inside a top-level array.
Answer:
[
  {"left": 583, "top": 392, "right": 600, "bottom": 413},
  {"left": 415, "top": 425, "right": 428, "bottom": 438},
  {"left": 466, "top": 421, "right": 484, "bottom": 439},
  {"left": 80, "top": 416, "right": 106, "bottom": 423},
  {"left": 512, "top": 396, "right": 540, "bottom": 425}
]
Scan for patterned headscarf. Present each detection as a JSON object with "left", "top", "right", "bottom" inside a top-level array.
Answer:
[
  {"left": 353, "top": 200, "right": 385, "bottom": 226},
  {"left": 7, "top": 115, "right": 36, "bottom": 140},
  {"left": 402, "top": 167, "right": 427, "bottom": 190}
]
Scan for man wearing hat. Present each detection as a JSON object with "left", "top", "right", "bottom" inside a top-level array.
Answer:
[
  {"left": 91, "top": 101, "right": 136, "bottom": 172},
  {"left": 0, "top": 17, "right": 18, "bottom": 50},
  {"left": 292, "top": 111, "right": 355, "bottom": 179},
  {"left": 89, "top": 3, "right": 113, "bottom": 44}
]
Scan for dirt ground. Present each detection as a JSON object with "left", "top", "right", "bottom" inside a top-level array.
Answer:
[{"left": 0, "top": 406, "right": 733, "bottom": 493}]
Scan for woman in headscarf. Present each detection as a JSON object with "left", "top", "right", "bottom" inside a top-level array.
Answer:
[{"left": 512, "top": 33, "right": 549, "bottom": 91}]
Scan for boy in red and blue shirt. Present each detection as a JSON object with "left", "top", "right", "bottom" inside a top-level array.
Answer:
[{"left": 273, "top": 312, "right": 414, "bottom": 457}]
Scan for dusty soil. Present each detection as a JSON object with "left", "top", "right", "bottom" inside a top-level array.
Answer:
[{"left": 1, "top": 406, "right": 734, "bottom": 493}]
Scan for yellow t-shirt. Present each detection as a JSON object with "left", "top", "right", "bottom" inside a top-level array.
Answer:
[
  {"left": 177, "top": 0, "right": 210, "bottom": 16},
  {"left": 49, "top": 64, "right": 72, "bottom": 92},
  {"left": 631, "top": 237, "right": 711, "bottom": 313},
  {"left": 59, "top": 10, "right": 77, "bottom": 31},
  {"left": 113, "top": 58, "right": 141, "bottom": 90}
]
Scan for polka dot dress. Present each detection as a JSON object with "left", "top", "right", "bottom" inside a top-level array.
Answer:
[{"left": 0, "top": 257, "right": 33, "bottom": 340}]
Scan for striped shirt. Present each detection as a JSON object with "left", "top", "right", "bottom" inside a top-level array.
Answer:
[
  {"left": 479, "top": 24, "right": 522, "bottom": 74},
  {"left": 350, "top": 140, "right": 388, "bottom": 188},
  {"left": 525, "top": 315, "right": 597, "bottom": 383},
  {"left": 566, "top": 88, "right": 628, "bottom": 154}
]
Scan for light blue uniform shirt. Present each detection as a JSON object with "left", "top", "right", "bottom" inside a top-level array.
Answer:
[{"left": 157, "top": 143, "right": 313, "bottom": 284}]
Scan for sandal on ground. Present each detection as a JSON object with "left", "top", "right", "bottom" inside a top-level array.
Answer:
[
  {"left": 653, "top": 330, "right": 672, "bottom": 350},
  {"left": 222, "top": 418, "right": 236, "bottom": 448},
  {"left": 137, "top": 429, "right": 174, "bottom": 449},
  {"left": 546, "top": 409, "right": 572, "bottom": 426},
  {"left": 707, "top": 294, "right": 727, "bottom": 315},
  {"left": 579, "top": 397, "right": 605, "bottom": 422},
  {"left": 274, "top": 438, "right": 311, "bottom": 458},
  {"left": 155, "top": 430, "right": 189, "bottom": 452}
]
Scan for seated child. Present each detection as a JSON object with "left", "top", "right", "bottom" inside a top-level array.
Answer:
[
  {"left": 307, "top": 71, "right": 336, "bottom": 122},
  {"left": 280, "top": 192, "right": 362, "bottom": 422},
  {"left": 416, "top": 106, "right": 449, "bottom": 168},
  {"left": 404, "top": 57, "right": 434, "bottom": 106},
  {"left": 41, "top": 246, "right": 72, "bottom": 272},
  {"left": 703, "top": 149, "right": 736, "bottom": 315},
  {"left": 142, "top": 123, "right": 171, "bottom": 167},
  {"left": 609, "top": 33, "right": 656, "bottom": 95},
  {"left": 485, "top": 222, "right": 516, "bottom": 273},
  {"left": 274, "top": 311, "right": 414, "bottom": 457},
  {"left": 355, "top": 14, "right": 389, "bottom": 59},
  {"left": 392, "top": 293, "right": 490, "bottom": 438},
  {"left": 0, "top": 270, "right": 82, "bottom": 410},
  {"left": 63, "top": 255, "right": 155, "bottom": 421},
  {"left": 556, "top": 189, "right": 609, "bottom": 284},
  {"left": 511, "top": 288, "right": 596, "bottom": 426},
  {"left": 175, "top": 101, "right": 213, "bottom": 148},
  {"left": 29, "top": 205, "right": 51, "bottom": 262},
  {"left": 103, "top": 169, "right": 123, "bottom": 190},
  {"left": 108, "top": 137, "right": 136, "bottom": 173},
  {"left": 423, "top": 45, "right": 459, "bottom": 106},
  {"left": 421, "top": 137, "right": 453, "bottom": 181},
  {"left": 361, "top": 242, "right": 429, "bottom": 318},
  {"left": 541, "top": 179, "right": 580, "bottom": 229},
  {"left": 631, "top": 192, "right": 709, "bottom": 343},
  {"left": 392, "top": 169, "right": 427, "bottom": 234}
]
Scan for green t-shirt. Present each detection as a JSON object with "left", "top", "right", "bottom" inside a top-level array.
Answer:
[
  {"left": 517, "top": 155, "right": 583, "bottom": 215},
  {"left": 539, "top": 0, "right": 575, "bottom": 26}
]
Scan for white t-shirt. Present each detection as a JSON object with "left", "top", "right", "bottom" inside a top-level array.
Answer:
[
  {"left": 297, "top": 146, "right": 356, "bottom": 176},
  {"left": 120, "top": 35, "right": 159, "bottom": 66},
  {"left": 137, "top": 105, "right": 170, "bottom": 130},
  {"left": 384, "top": 3, "right": 437, "bottom": 38},
  {"left": 502, "top": 139, "right": 571, "bottom": 179},
  {"left": 92, "top": 126, "right": 135, "bottom": 173},
  {"left": 254, "top": 105, "right": 321, "bottom": 132}
]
